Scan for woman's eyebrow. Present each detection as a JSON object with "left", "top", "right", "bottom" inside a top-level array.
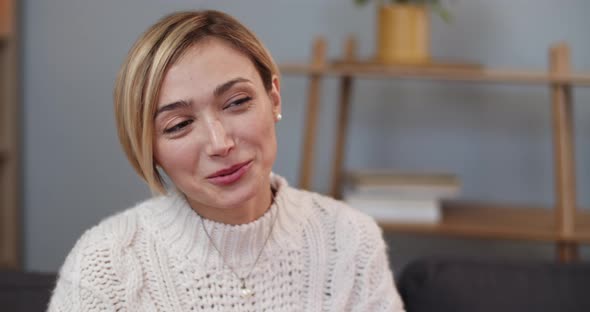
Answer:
[
  {"left": 213, "top": 77, "right": 251, "bottom": 97},
  {"left": 155, "top": 100, "right": 191, "bottom": 118},
  {"left": 155, "top": 78, "right": 250, "bottom": 118}
]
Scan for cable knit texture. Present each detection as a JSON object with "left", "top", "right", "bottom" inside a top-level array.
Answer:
[{"left": 48, "top": 174, "right": 405, "bottom": 311}]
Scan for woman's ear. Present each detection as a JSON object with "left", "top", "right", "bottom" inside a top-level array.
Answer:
[{"left": 269, "top": 75, "right": 282, "bottom": 121}]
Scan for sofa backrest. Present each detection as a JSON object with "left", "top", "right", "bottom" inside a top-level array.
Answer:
[
  {"left": 398, "top": 258, "right": 590, "bottom": 312},
  {"left": 0, "top": 271, "right": 57, "bottom": 312}
]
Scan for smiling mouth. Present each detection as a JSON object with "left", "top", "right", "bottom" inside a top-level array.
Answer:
[
  {"left": 208, "top": 161, "right": 251, "bottom": 179},
  {"left": 206, "top": 160, "right": 253, "bottom": 186}
]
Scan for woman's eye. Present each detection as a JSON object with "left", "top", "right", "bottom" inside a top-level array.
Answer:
[
  {"left": 164, "top": 119, "right": 193, "bottom": 134},
  {"left": 225, "top": 96, "right": 252, "bottom": 110}
]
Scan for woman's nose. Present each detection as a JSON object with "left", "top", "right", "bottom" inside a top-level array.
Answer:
[{"left": 204, "top": 118, "right": 235, "bottom": 157}]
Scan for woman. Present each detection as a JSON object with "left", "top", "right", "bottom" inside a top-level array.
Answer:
[{"left": 49, "top": 10, "right": 405, "bottom": 311}]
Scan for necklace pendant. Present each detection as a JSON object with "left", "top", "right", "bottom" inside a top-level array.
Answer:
[
  {"left": 241, "top": 287, "right": 254, "bottom": 299},
  {"left": 240, "top": 279, "right": 254, "bottom": 299}
]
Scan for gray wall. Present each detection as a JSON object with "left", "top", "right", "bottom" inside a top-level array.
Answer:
[{"left": 23, "top": 0, "right": 590, "bottom": 273}]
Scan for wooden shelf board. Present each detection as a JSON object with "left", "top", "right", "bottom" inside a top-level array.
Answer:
[
  {"left": 573, "top": 213, "right": 590, "bottom": 243},
  {"left": 0, "top": 146, "right": 7, "bottom": 162},
  {"left": 0, "top": 34, "right": 12, "bottom": 42},
  {"left": 378, "top": 200, "right": 590, "bottom": 243},
  {"left": 0, "top": 258, "right": 19, "bottom": 270},
  {"left": 332, "top": 59, "right": 485, "bottom": 71},
  {"left": 280, "top": 63, "right": 590, "bottom": 86},
  {"left": 0, "top": 144, "right": 9, "bottom": 161}
]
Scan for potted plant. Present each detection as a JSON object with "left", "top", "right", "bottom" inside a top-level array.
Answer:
[{"left": 355, "top": 0, "right": 450, "bottom": 64}]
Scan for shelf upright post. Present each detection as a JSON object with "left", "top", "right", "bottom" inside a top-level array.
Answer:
[
  {"left": 298, "top": 37, "right": 327, "bottom": 190},
  {"left": 0, "top": 0, "right": 19, "bottom": 269},
  {"left": 549, "top": 43, "right": 578, "bottom": 262},
  {"left": 330, "top": 35, "right": 357, "bottom": 199}
]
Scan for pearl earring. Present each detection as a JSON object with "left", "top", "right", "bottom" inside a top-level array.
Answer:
[{"left": 276, "top": 113, "right": 282, "bottom": 121}]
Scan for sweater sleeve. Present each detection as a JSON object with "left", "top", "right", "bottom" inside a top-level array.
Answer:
[
  {"left": 348, "top": 217, "right": 406, "bottom": 312},
  {"left": 47, "top": 212, "right": 140, "bottom": 312},
  {"left": 47, "top": 231, "right": 118, "bottom": 312},
  {"left": 48, "top": 272, "right": 116, "bottom": 312}
]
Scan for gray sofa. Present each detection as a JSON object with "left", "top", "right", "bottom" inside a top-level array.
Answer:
[
  {"left": 398, "top": 258, "right": 590, "bottom": 312},
  {"left": 0, "top": 271, "right": 56, "bottom": 312}
]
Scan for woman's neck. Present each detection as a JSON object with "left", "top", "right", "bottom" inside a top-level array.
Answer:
[{"left": 186, "top": 185, "right": 274, "bottom": 225}]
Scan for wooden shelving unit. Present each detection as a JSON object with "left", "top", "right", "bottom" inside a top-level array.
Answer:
[
  {"left": 281, "top": 37, "right": 590, "bottom": 262},
  {"left": 382, "top": 201, "right": 590, "bottom": 243},
  {"left": 280, "top": 62, "right": 590, "bottom": 86},
  {"left": 0, "top": 0, "right": 19, "bottom": 269}
]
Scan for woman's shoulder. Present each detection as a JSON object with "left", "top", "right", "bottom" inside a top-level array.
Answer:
[
  {"left": 59, "top": 195, "right": 170, "bottom": 272},
  {"left": 80, "top": 196, "right": 166, "bottom": 243},
  {"left": 290, "top": 189, "right": 387, "bottom": 264},
  {"left": 297, "top": 188, "right": 383, "bottom": 238},
  {"left": 52, "top": 196, "right": 172, "bottom": 306},
  {"left": 267, "top": 174, "right": 383, "bottom": 243}
]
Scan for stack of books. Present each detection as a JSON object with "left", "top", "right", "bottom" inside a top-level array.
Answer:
[{"left": 343, "top": 170, "right": 461, "bottom": 224}]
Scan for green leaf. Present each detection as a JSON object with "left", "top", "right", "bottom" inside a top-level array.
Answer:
[{"left": 430, "top": 2, "right": 452, "bottom": 23}]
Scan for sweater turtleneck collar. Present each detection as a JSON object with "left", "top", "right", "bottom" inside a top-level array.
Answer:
[{"left": 142, "top": 173, "right": 309, "bottom": 270}]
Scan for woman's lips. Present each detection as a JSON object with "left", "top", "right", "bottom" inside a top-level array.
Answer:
[{"left": 207, "top": 161, "right": 252, "bottom": 186}]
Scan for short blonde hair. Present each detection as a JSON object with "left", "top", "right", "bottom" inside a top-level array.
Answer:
[{"left": 114, "top": 10, "right": 279, "bottom": 194}]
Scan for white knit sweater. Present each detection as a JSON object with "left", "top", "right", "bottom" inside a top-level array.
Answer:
[{"left": 48, "top": 174, "right": 405, "bottom": 311}]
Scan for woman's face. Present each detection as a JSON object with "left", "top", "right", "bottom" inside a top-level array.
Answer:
[{"left": 153, "top": 38, "right": 281, "bottom": 213}]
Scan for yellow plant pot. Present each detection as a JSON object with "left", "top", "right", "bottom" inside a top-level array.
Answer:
[{"left": 377, "top": 4, "right": 430, "bottom": 64}]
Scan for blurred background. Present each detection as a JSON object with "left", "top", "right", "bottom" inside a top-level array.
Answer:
[{"left": 10, "top": 0, "right": 590, "bottom": 273}]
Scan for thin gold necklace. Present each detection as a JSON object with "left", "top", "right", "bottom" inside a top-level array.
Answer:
[{"left": 199, "top": 192, "right": 277, "bottom": 299}]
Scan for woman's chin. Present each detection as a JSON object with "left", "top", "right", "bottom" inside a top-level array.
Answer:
[
  {"left": 182, "top": 169, "right": 268, "bottom": 212},
  {"left": 184, "top": 183, "right": 255, "bottom": 209},
  {"left": 216, "top": 185, "right": 258, "bottom": 208}
]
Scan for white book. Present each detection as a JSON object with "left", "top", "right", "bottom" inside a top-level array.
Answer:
[
  {"left": 352, "top": 184, "right": 459, "bottom": 200},
  {"left": 346, "top": 170, "right": 461, "bottom": 200},
  {"left": 345, "top": 195, "right": 441, "bottom": 224}
]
